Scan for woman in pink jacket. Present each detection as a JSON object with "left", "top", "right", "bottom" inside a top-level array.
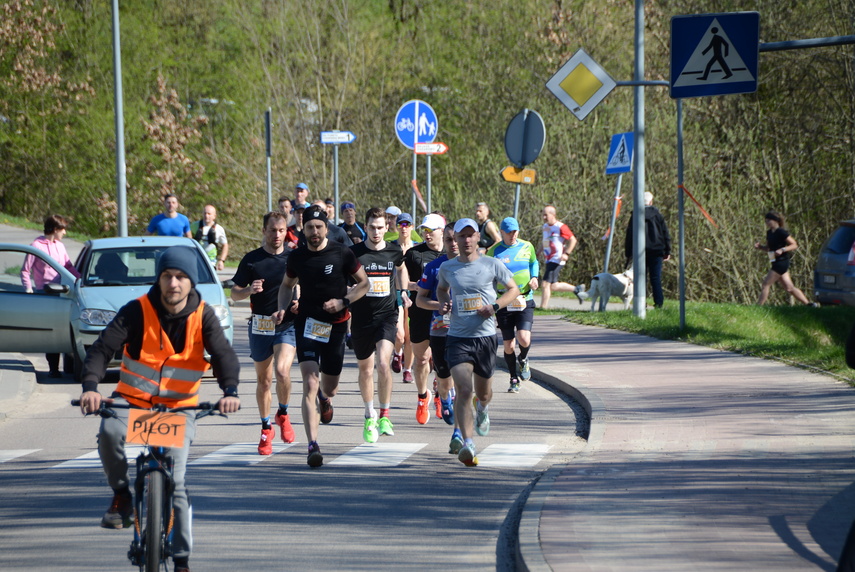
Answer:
[{"left": 21, "top": 214, "right": 81, "bottom": 377}]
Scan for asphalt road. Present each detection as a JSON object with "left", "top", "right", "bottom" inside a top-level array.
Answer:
[{"left": 0, "top": 223, "right": 587, "bottom": 571}]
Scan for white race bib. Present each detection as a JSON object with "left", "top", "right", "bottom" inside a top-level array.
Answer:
[
  {"left": 367, "top": 276, "right": 391, "bottom": 298},
  {"left": 507, "top": 295, "right": 526, "bottom": 312},
  {"left": 251, "top": 314, "right": 276, "bottom": 336},
  {"left": 304, "top": 317, "right": 332, "bottom": 343},
  {"left": 456, "top": 294, "right": 483, "bottom": 316}
]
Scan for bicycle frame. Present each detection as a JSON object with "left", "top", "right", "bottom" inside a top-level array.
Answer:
[{"left": 72, "top": 399, "right": 225, "bottom": 572}]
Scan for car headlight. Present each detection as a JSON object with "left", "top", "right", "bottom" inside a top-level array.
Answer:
[
  {"left": 211, "top": 304, "right": 231, "bottom": 326},
  {"left": 80, "top": 308, "right": 117, "bottom": 326}
]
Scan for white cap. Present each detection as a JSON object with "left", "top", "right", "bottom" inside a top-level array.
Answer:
[
  {"left": 419, "top": 213, "right": 446, "bottom": 230},
  {"left": 453, "top": 218, "right": 479, "bottom": 233},
  {"left": 385, "top": 206, "right": 402, "bottom": 216}
]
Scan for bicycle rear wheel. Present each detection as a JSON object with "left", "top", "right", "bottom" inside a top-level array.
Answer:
[{"left": 143, "top": 471, "right": 165, "bottom": 572}]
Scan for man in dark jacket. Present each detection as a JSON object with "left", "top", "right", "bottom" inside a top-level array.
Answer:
[
  {"left": 625, "top": 192, "right": 672, "bottom": 309},
  {"left": 78, "top": 246, "right": 240, "bottom": 572}
]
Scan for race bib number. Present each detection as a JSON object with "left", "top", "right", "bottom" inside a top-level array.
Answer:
[
  {"left": 126, "top": 410, "right": 186, "bottom": 449},
  {"left": 251, "top": 314, "right": 275, "bottom": 336},
  {"left": 507, "top": 295, "right": 526, "bottom": 312},
  {"left": 304, "top": 317, "right": 332, "bottom": 343},
  {"left": 442, "top": 312, "right": 451, "bottom": 325},
  {"left": 456, "top": 294, "right": 483, "bottom": 316},
  {"left": 367, "top": 276, "right": 391, "bottom": 298},
  {"left": 768, "top": 251, "right": 776, "bottom": 261}
]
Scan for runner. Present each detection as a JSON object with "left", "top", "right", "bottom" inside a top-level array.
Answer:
[
  {"left": 436, "top": 218, "right": 519, "bottom": 467},
  {"left": 404, "top": 212, "right": 445, "bottom": 424},
  {"left": 415, "top": 222, "right": 459, "bottom": 443},
  {"left": 276, "top": 207, "right": 369, "bottom": 467},
  {"left": 231, "top": 211, "right": 298, "bottom": 454},
  {"left": 349, "top": 207, "right": 409, "bottom": 442},
  {"left": 487, "top": 217, "right": 539, "bottom": 393}
]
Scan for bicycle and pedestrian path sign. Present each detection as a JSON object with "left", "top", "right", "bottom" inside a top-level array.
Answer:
[
  {"left": 395, "top": 100, "right": 438, "bottom": 150},
  {"left": 605, "top": 132, "right": 634, "bottom": 175},
  {"left": 670, "top": 12, "right": 760, "bottom": 99}
]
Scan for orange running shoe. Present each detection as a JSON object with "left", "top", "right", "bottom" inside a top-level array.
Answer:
[
  {"left": 258, "top": 427, "right": 274, "bottom": 455},
  {"left": 275, "top": 411, "right": 295, "bottom": 443},
  {"left": 416, "top": 392, "right": 430, "bottom": 425},
  {"left": 434, "top": 392, "right": 442, "bottom": 419}
]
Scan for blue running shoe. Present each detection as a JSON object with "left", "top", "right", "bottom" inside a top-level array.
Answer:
[
  {"left": 448, "top": 429, "right": 464, "bottom": 454},
  {"left": 441, "top": 397, "right": 454, "bottom": 425}
]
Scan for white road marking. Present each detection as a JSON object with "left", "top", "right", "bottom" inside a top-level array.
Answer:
[
  {"left": 51, "top": 446, "right": 145, "bottom": 469},
  {"left": 190, "top": 442, "right": 294, "bottom": 465},
  {"left": 328, "top": 442, "right": 428, "bottom": 466},
  {"left": 475, "top": 444, "right": 549, "bottom": 468},
  {"left": 0, "top": 449, "right": 40, "bottom": 463}
]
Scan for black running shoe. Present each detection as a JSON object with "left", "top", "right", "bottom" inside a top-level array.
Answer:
[
  {"left": 307, "top": 441, "right": 323, "bottom": 468},
  {"left": 319, "top": 397, "right": 334, "bottom": 424}
]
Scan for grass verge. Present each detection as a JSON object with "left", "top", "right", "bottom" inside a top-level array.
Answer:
[{"left": 546, "top": 301, "right": 855, "bottom": 384}]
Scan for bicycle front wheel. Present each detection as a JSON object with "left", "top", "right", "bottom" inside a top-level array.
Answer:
[{"left": 143, "top": 471, "right": 165, "bottom": 572}]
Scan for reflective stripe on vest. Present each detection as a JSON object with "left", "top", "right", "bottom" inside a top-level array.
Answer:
[{"left": 117, "top": 294, "right": 210, "bottom": 408}]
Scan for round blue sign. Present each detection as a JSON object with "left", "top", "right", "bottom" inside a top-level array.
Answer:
[{"left": 394, "top": 100, "right": 438, "bottom": 150}]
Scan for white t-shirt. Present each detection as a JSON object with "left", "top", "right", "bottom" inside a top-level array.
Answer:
[{"left": 196, "top": 223, "right": 228, "bottom": 261}]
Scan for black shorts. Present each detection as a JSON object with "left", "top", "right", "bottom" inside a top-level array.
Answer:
[
  {"left": 408, "top": 306, "right": 433, "bottom": 344},
  {"left": 771, "top": 258, "right": 790, "bottom": 275},
  {"left": 351, "top": 314, "right": 398, "bottom": 361},
  {"left": 496, "top": 299, "right": 535, "bottom": 340},
  {"left": 542, "top": 261, "right": 563, "bottom": 284},
  {"left": 429, "top": 335, "right": 451, "bottom": 379},
  {"left": 294, "top": 317, "right": 348, "bottom": 376},
  {"left": 445, "top": 335, "right": 498, "bottom": 379}
]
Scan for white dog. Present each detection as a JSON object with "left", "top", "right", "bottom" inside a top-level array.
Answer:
[{"left": 576, "top": 268, "right": 634, "bottom": 311}]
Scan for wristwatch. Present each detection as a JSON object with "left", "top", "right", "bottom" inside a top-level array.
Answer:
[
  {"left": 492, "top": 303, "right": 500, "bottom": 313},
  {"left": 342, "top": 297, "right": 351, "bottom": 308}
]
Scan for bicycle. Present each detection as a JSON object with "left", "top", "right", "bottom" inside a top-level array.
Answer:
[{"left": 71, "top": 399, "right": 230, "bottom": 572}]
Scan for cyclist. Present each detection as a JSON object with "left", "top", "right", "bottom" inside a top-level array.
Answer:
[{"left": 78, "top": 245, "right": 241, "bottom": 572}]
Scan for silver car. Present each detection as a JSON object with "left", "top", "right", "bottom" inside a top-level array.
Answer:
[
  {"left": 0, "top": 236, "right": 233, "bottom": 380},
  {"left": 814, "top": 219, "right": 855, "bottom": 306}
]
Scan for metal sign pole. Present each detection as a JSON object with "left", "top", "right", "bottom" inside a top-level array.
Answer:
[
  {"left": 603, "top": 173, "right": 623, "bottom": 274},
  {"left": 265, "top": 108, "right": 272, "bottom": 212},
  {"left": 333, "top": 144, "right": 340, "bottom": 223},
  {"left": 632, "top": 0, "right": 647, "bottom": 319},
  {"left": 411, "top": 152, "right": 417, "bottom": 216},
  {"left": 426, "top": 154, "right": 432, "bottom": 213},
  {"left": 111, "top": 0, "right": 127, "bottom": 237},
  {"left": 677, "top": 99, "right": 686, "bottom": 330},
  {"left": 513, "top": 184, "right": 521, "bottom": 219}
]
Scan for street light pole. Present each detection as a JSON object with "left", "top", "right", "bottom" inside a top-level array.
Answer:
[{"left": 111, "top": 0, "right": 127, "bottom": 237}]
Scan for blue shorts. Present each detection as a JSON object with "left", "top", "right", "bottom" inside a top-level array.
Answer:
[{"left": 248, "top": 322, "right": 296, "bottom": 362}]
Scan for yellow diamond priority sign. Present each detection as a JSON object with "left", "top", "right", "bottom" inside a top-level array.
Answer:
[{"left": 546, "top": 49, "right": 616, "bottom": 121}]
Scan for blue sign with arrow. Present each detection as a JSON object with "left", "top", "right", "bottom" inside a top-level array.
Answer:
[
  {"left": 394, "top": 100, "right": 438, "bottom": 150},
  {"left": 605, "top": 132, "right": 634, "bottom": 175},
  {"left": 670, "top": 11, "right": 759, "bottom": 99}
]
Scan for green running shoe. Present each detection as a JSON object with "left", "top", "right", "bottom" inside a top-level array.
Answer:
[
  {"left": 473, "top": 396, "right": 490, "bottom": 436},
  {"left": 449, "top": 430, "right": 464, "bottom": 454},
  {"left": 378, "top": 416, "right": 395, "bottom": 436},
  {"left": 363, "top": 416, "right": 379, "bottom": 443}
]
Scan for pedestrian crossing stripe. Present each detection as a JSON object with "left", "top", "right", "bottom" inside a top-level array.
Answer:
[
  {"left": 190, "top": 442, "right": 294, "bottom": 466},
  {"left": 4, "top": 443, "right": 550, "bottom": 469},
  {"left": 0, "top": 449, "right": 39, "bottom": 463},
  {"left": 672, "top": 18, "right": 755, "bottom": 88},
  {"left": 476, "top": 444, "right": 549, "bottom": 467},
  {"left": 329, "top": 443, "right": 428, "bottom": 467}
]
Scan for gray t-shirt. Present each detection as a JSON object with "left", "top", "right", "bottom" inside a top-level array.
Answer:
[{"left": 437, "top": 255, "right": 514, "bottom": 338}]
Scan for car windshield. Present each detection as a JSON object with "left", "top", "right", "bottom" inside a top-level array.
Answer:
[
  {"left": 823, "top": 224, "right": 855, "bottom": 255},
  {"left": 83, "top": 246, "right": 215, "bottom": 287}
]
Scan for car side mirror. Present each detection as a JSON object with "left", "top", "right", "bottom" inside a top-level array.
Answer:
[{"left": 44, "top": 283, "right": 70, "bottom": 295}]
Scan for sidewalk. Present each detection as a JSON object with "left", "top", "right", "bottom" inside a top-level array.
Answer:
[{"left": 519, "top": 316, "right": 855, "bottom": 571}]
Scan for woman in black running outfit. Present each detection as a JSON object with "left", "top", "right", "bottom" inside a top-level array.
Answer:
[{"left": 753, "top": 210, "right": 814, "bottom": 306}]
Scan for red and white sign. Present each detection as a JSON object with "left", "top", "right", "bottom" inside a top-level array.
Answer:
[{"left": 414, "top": 142, "right": 448, "bottom": 155}]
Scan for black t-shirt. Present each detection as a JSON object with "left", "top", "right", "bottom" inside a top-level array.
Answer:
[
  {"left": 286, "top": 240, "right": 361, "bottom": 324},
  {"left": 349, "top": 241, "right": 404, "bottom": 324},
  {"left": 340, "top": 221, "right": 366, "bottom": 243},
  {"left": 232, "top": 247, "right": 291, "bottom": 317},
  {"left": 766, "top": 228, "right": 791, "bottom": 261},
  {"left": 404, "top": 242, "right": 442, "bottom": 319}
]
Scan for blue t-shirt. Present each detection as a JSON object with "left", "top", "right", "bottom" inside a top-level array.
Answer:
[
  {"left": 417, "top": 253, "right": 449, "bottom": 336},
  {"left": 147, "top": 213, "right": 191, "bottom": 237}
]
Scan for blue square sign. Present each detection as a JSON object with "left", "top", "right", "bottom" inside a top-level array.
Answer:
[{"left": 670, "top": 12, "right": 759, "bottom": 99}]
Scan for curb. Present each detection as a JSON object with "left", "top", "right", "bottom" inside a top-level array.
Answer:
[
  {"left": 0, "top": 353, "right": 37, "bottom": 422},
  {"left": 515, "top": 364, "right": 605, "bottom": 572}
]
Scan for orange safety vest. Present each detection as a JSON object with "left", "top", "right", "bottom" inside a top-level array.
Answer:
[{"left": 117, "top": 294, "right": 210, "bottom": 408}]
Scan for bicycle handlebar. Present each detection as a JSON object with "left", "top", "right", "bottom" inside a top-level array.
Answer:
[{"left": 71, "top": 399, "right": 236, "bottom": 419}]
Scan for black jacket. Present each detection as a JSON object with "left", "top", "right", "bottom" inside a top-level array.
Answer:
[
  {"left": 625, "top": 206, "right": 672, "bottom": 259},
  {"left": 81, "top": 285, "right": 240, "bottom": 395}
]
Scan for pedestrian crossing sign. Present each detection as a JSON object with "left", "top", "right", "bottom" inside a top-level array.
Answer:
[
  {"left": 605, "top": 132, "right": 634, "bottom": 175},
  {"left": 670, "top": 12, "right": 759, "bottom": 99}
]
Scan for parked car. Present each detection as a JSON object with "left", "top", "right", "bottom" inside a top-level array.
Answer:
[
  {"left": 0, "top": 236, "right": 233, "bottom": 380},
  {"left": 814, "top": 219, "right": 855, "bottom": 306}
]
